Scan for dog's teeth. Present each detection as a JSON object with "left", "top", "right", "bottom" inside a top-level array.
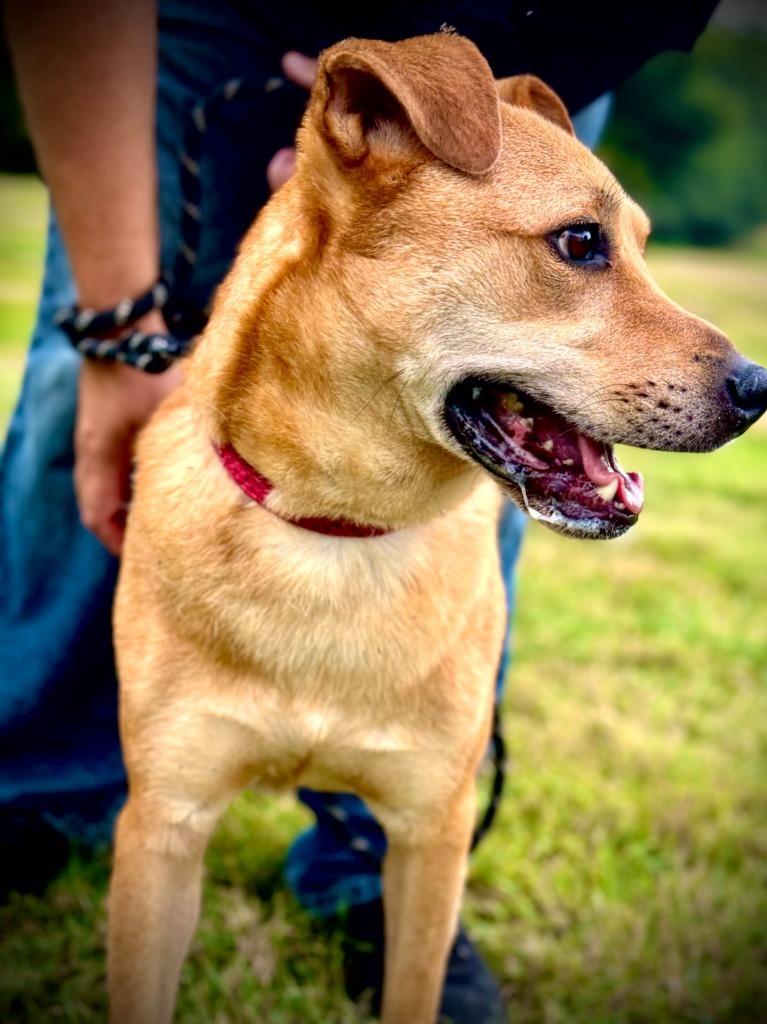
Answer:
[
  {"left": 615, "top": 501, "right": 626, "bottom": 511},
  {"left": 500, "top": 391, "right": 524, "bottom": 414},
  {"left": 522, "top": 417, "right": 534, "bottom": 430},
  {"left": 542, "top": 439, "right": 554, "bottom": 451},
  {"left": 596, "top": 480, "right": 619, "bottom": 502},
  {"left": 472, "top": 386, "right": 483, "bottom": 401},
  {"left": 563, "top": 458, "right": 574, "bottom": 466}
]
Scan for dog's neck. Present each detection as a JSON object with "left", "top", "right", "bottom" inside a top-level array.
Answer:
[
  {"left": 215, "top": 441, "right": 395, "bottom": 539},
  {"left": 186, "top": 191, "right": 478, "bottom": 530}
]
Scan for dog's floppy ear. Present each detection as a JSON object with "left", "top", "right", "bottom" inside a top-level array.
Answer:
[
  {"left": 496, "top": 74, "right": 574, "bottom": 136},
  {"left": 314, "top": 33, "right": 502, "bottom": 175}
]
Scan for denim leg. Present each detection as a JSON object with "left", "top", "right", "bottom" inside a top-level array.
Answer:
[
  {"left": 571, "top": 93, "right": 614, "bottom": 151},
  {"left": 284, "top": 791, "right": 390, "bottom": 917},
  {"left": 494, "top": 502, "right": 528, "bottom": 700},
  {"left": 0, "top": 216, "right": 125, "bottom": 844}
]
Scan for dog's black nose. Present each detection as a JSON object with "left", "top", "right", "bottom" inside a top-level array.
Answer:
[{"left": 726, "top": 360, "right": 767, "bottom": 423}]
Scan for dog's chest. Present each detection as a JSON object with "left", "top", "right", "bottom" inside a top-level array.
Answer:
[
  {"left": 161, "top": 528, "right": 493, "bottom": 788},
  {"left": 192, "top": 526, "right": 462, "bottom": 688}
]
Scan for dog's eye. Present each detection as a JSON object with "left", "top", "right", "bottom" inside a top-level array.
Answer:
[{"left": 554, "top": 224, "right": 602, "bottom": 263}]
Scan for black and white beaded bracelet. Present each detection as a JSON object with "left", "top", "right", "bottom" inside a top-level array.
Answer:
[{"left": 53, "top": 277, "right": 194, "bottom": 374}]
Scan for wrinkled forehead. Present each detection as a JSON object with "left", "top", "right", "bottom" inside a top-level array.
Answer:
[{"left": 448, "top": 105, "right": 651, "bottom": 237}]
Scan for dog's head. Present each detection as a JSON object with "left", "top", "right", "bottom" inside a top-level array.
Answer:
[{"left": 199, "top": 32, "right": 767, "bottom": 539}]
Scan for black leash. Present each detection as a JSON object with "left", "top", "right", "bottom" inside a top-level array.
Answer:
[
  {"left": 471, "top": 704, "right": 508, "bottom": 851},
  {"left": 54, "top": 74, "right": 510, "bottom": 850}
]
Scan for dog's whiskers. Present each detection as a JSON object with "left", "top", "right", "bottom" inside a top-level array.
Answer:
[
  {"left": 388, "top": 376, "right": 411, "bottom": 429},
  {"left": 352, "top": 370, "right": 406, "bottom": 424},
  {"left": 552, "top": 382, "right": 651, "bottom": 439}
]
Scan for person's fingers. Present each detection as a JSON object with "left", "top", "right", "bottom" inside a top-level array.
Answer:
[
  {"left": 74, "top": 415, "right": 131, "bottom": 556},
  {"left": 264, "top": 52, "right": 316, "bottom": 192},
  {"left": 266, "top": 146, "right": 297, "bottom": 192},
  {"left": 74, "top": 347, "right": 183, "bottom": 556},
  {"left": 281, "top": 51, "right": 317, "bottom": 91}
]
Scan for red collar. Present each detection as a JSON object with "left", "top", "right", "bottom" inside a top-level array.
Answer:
[{"left": 215, "top": 442, "right": 394, "bottom": 539}]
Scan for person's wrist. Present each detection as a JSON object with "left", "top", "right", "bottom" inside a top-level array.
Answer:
[
  {"left": 76, "top": 269, "right": 159, "bottom": 313},
  {"left": 58, "top": 285, "right": 183, "bottom": 374},
  {"left": 59, "top": 277, "right": 169, "bottom": 340}
]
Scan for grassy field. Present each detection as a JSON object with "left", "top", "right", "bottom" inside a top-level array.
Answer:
[
  {"left": 1, "top": 173, "right": 766, "bottom": 1023},
  {"left": 0, "top": 175, "right": 47, "bottom": 430}
]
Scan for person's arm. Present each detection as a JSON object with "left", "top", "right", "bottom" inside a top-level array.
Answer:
[
  {"left": 4, "top": 0, "right": 179, "bottom": 556},
  {"left": 5, "top": 0, "right": 159, "bottom": 305}
]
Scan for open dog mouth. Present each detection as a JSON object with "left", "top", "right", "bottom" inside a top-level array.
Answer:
[{"left": 444, "top": 379, "right": 644, "bottom": 539}]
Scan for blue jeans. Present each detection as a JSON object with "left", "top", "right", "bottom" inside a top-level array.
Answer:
[{"left": 0, "top": 0, "right": 605, "bottom": 907}]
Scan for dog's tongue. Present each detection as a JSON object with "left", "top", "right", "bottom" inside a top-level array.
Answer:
[{"left": 577, "top": 435, "right": 644, "bottom": 515}]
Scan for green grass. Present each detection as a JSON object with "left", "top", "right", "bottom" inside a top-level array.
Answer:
[
  {"left": 2, "top": 173, "right": 767, "bottom": 1022},
  {"left": 0, "top": 173, "right": 47, "bottom": 433}
]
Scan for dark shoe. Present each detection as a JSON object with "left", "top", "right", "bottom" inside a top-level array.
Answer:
[
  {"left": 341, "top": 897, "right": 505, "bottom": 1023},
  {"left": 0, "top": 811, "right": 71, "bottom": 901}
]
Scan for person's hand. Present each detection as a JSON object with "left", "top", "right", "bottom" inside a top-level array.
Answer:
[
  {"left": 74, "top": 308, "right": 183, "bottom": 556},
  {"left": 266, "top": 51, "right": 318, "bottom": 192}
]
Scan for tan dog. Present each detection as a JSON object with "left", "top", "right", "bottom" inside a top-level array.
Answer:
[{"left": 108, "top": 31, "right": 767, "bottom": 1024}]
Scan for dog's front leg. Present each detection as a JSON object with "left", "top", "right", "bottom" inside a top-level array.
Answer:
[
  {"left": 107, "top": 795, "right": 214, "bottom": 1024},
  {"left": 380, "top": 783, "right": 477, "bottom": 1024}
]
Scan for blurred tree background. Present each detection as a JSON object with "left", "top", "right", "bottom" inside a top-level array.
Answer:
[
  {"left": 1, "top": 4, "right": 766, "bottom": 249},
  {"left": 598, "top": 17, "right": 767, "bottom": 247}
]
